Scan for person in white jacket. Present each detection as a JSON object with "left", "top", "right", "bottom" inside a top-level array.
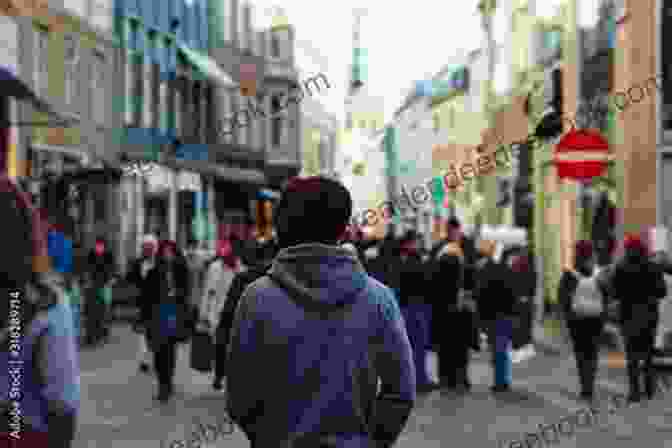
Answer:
[{"left": 199, "top": 239, "right": 243, "bottom": 389}]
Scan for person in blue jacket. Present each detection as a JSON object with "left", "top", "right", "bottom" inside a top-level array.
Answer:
[{"left": 226, "top": 176, "right": 415, "bottom": 448}]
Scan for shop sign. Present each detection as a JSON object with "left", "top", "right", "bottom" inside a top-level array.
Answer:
[
  {"left": 146, "top": 165, "right": 172, "bottom": 193},
  {"left": 177, "top": 170, "right": 201, "bottom": 191}
]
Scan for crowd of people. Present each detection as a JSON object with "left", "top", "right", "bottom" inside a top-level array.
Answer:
[{"left": 2, "top": 173, "right": 672, "bottom": 447}]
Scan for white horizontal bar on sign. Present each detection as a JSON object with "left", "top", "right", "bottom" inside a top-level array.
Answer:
[{"left": 554, "top": 151, "right": 614, "bottom": 162}]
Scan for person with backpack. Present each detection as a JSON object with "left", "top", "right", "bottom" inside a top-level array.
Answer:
[
  {"left": 0, "top": 176, "right": 80, "bottom": 447},
  {"left": 611, "top": 234, "right": 667, "bottom": 403},
  {"left": 226, "top": 176, "right": 415, "bottom": 448},
  {"left": 558, "top": 241, "right": 607, "bottom": 402}
]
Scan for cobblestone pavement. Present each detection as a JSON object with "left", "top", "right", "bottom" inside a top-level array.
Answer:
[{"left": 73, "top": 324, "right": 672, "bottom": 448}]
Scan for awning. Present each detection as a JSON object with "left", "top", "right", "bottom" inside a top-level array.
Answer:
[
  {"left": 165, "top": 157, "right": 266, "bottom": 185},
  {"left": 0, "top": 66, "right": 80, "bottom": 127},
  {"left": 177, "top": 44, "right": 237, "bottom": 88}
]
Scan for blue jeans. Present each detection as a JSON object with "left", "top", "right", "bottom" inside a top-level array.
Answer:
[
  {"left": 403, "top": 303, "right": 431, "bottom": 386},
  {"left": 488, "top": 318, "right": 514, "bottom": 386}
]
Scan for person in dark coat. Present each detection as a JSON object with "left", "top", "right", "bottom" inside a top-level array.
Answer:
[
  {"left": 611, "top": 234, "right": 667, "bottom": 402},
  {"left": 213, "top": 240, "right": 278, "bottom": 390},
  {"left": 84, "top": 237, "right": 115, "bottom": 346},
  {"left": 474, "top": 240, "right": 518, "bottom": 393},
  {"left": 145, "top": 240, "right": 190, "bottom": 402},
  {"left": 435, "top": 243, "right": 475, "bottom": 390},
  {"left": 126, "top": 234, "right": 159, "bottom": 373},
  {"left": 397, "top": 231, "right": 438, "bottom": 392},
  {"left": 558, "top": 241, "right": 607, "bottom": 402}
]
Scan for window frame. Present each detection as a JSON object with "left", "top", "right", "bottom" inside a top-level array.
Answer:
[
  {"left": 91, "top": 49, "right": 106, "bottom": 124},
  {"left": 34, "top": 26, "right": 49, "bottom": 97}
]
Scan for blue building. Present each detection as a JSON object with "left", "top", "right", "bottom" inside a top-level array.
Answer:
[{"left": 114, "top": 0, "right": 236, "bottom": 265}]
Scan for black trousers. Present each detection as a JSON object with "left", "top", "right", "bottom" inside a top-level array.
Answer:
[
  {"left": 623, "top": 311, "right": 658, "bottom": 399},
  {"left": 153, "top": 340, "right": 178, "bottom": 391},
  {"left": 568, "top": 317, "right": 602, "bottom": 397},
  {"left": 438, "top": 308, "right": 471, "bottom": 386}
]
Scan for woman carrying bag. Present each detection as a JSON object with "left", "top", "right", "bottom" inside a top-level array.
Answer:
[
  {"left": 146, "top": 240, "right": 191, "bottom": 403},
  {"left": 195, "top": 239, "right": 242, "bottom": 390},
  {"left": 558, "top": 241, "right": 607, "bottom": 402}
]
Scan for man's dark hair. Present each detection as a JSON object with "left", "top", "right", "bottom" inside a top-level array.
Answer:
[{"left": 274, "top": 176, "right": 352, "bottom": 247}]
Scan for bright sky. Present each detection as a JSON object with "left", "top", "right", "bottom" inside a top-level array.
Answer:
[{"left": 254, "top": 0, "right": 483, "bottom": 123}]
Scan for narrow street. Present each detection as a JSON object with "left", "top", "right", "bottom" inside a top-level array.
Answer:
[{"left": 73, "top": 324, "right": 672, "bottom": 448}]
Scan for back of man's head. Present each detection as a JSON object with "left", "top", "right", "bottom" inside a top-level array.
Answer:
[{"left": 275, "top": 176, "right": 353, "bottom": 248}]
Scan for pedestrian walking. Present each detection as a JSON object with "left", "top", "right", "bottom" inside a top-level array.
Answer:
[
  {"left": 611, "top": 234, "right": 667, "bottom": 402},
  {"left": 146, "top": 240, "right": 191, "bottom": 402},
  {"left": 84, "top": 237, "right": 115, "bottom": 346},
  {"left": 475, "top": 239, "right": 518, "bottom": 393},
  {"left": 198, "top": 239, "right": 242, "bottom": 390},
  {"left": 558, "top": 241, "right": 607, "bottom": 402},
  {"left": 226, "top": 176, "right": 415, "bottom": 448},
  {"left": 397, "top": 231, "right": 438, "bottom": 393},
  {"left": 435, "top": 242, "right": 475, "bottom": 391},
  {"left": 212, "top": 240, "right": 277, "bottom": 390},
  {"left": 127, "top": 234, "right": 159, "bottom": 373},
  {"left": 0, "top": 176, "right": 80, "bottom": 448},
  {"left": 184, "top": 239, "right": 207, "bottom": 334}
]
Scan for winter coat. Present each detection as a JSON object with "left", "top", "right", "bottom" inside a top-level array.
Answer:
[
  {"left": 435, "top": 253, "right": 463, "bottom": 309},
  {"left": 126, "top": 256, "right": 156, "bottom": 325},
  {"left": 145, "top": 259, "right": 191, "bottom": 347},
  {"left": 474, "top": 258, "right": 518, "bottom": 321},
  {"left": 611, "top": 254, "right": 667, "bottom": 332},
  {"left": 396, "top": 254, "right": 427, "bottom": 307},
  {"left": 216, "top": 263, "right": 271, "bottom": 349},
  {"left": 226, "top": 243, "right": 415, "bottom": 448},
  {"left": 0, "top": 276, "right": 80, "bottom": 446},
  {"left": 86, "top": 250, "right": 115, "bottom": 288},
  {"left": 199, "top": 258, "right": 241, "bottom": 330}
]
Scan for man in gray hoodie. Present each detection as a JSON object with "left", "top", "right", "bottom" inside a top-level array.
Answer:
[{"left": 226, "top": 176, "right": 415, "bottom": 448}]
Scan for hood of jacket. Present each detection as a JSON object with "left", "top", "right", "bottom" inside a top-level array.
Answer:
[{"left": 268, "top": 243, "right": 368, "bottom": 311}]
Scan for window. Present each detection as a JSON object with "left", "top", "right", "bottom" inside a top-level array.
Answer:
[
  {"left": 449, "top": 108, "right": 455, "bottom": 128},
  {"left": 34, "top": 27, "right": 49, "bottom": 96},
  {"left": 91, "top": 51, "right": 105, "bottom": 123},
  {"left": 271, "top": 34, "right": 281, "bottom": 58},
  {"left": 271, "top": 95, "right": 282, "bottom": 147},
  {"left": 63, "top": 34, "right": 78, "bottom": 107},
  {"left": 175, "top": 59, "right": 186, "bottom": 137},
  {"left": 193, "top": 81, "right": 202, "bottom": 140},
  {"left": 433, "top": 113, "right": 440, "bottom": 132}
]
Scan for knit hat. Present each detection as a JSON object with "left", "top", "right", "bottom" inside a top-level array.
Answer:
[
  {"left": 624, "top": 233, "right": 646, "bottom": 251},
  {"left": 575, "top": 240, "right": 594, "bottom": 259}
]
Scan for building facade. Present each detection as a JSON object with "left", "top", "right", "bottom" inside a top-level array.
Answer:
[
  {"left": 1, "top": 0, "right": 124, "bottom": 270},
  {"left": 300, "top": 93, "right": 338, "bottom": 178}
]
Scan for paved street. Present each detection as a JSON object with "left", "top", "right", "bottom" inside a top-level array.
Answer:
[{"left": 74, "top": 324, "right": 672, "bottom": 448}]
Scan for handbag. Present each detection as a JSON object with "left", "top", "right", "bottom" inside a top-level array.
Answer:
[
  {"left": 190, "top": 321, "right": 214, "bottom": 372},
  {"left": 571, "top": 271, "right": 604, "bottom": 317}
]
